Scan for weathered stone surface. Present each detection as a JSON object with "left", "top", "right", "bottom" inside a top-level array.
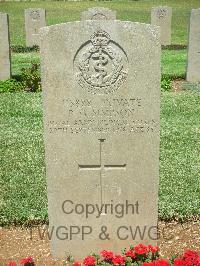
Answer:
[
  {"left": 25, "top": 8, "right": 46, "bottom": 47},
  {"left": 81, "top": 7, "right": 116, "bottom": 20},
  {"left": 151, "top": 6, "right": 172, "bottom": 45},
  {"left": 187, "top": 9, "right": 200, "bottom": 83},
  {"left": 0, "top": 12, "right": 11, "bottom": 80},
  {"left": 40, "top": 20, "right": 160, "bottom": 259}
]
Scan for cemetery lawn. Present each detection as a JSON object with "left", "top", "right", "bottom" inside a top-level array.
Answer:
[
  {"left": 0, "top": 91, "right": 200, "bottom": 225},
  {"left": 12, "top": 52, "right": 39, "bottom": 76},
  {"left": 0, "top": 0, "right": 200, "bottom": 46}
]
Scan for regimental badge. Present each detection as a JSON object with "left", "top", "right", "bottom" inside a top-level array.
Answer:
[
  {"left": 74, "top": 29, "right": 128, "bottom": 95},
  {"left": 157, "top": 9, "right": 167, "bottom": 19},
  {"left": 29, "top": 10, "right": 40, "bottom": 20}
]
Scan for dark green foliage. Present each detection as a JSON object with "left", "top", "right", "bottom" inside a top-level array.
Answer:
[
  {"left": 161, "top": 75, "right": 172, "bottom": 92},
  {"left": 0, "top": 63, "right": 41, "bottom": 93},
  {"left": 11, "top": 45, "right": 39, "bottom": 53},
  {"left": 0, "top": 79, "right": 24, "bottom": 93},
  {"left": 162, "top": 45, "right": 187, "bottom": 50},
  {"left": 21, "top": 63, "right": 41, "bottom": 92}
]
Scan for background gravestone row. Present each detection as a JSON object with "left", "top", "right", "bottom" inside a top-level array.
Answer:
[
  {"left": 0, "top": 12, "right": 11, "bottom": 80},
  {"left": 0, "top": 7, "right": 200, "bottom": 81}
]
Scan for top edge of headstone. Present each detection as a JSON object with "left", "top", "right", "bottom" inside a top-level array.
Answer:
[
  {"left": 87, "top": 7, "right": 114, "bottom": 12},
  {"left": 191, "top": 8, "right": 200, "bottom": 12},
  {"left": 25, "top": 8, "right": 45, "bottom": 11},
  {"left": 152, "top": 6, "right": 172, "bottom": 9},
  {"left": 39, "top": 20, "right": 160, "bottom": 36},
  {"left": 81, "top": 6, "right": 117, "bottom": 20},
  {"left": 0, "top": 12, "right": 8, "bottom": 16}
]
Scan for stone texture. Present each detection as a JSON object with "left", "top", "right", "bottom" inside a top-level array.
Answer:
[
  {"left": 151, "top": 6, "right": 172, "bottom": 45},
  {"left": 81, "top": 7, "right": 116, "bottom": 20},
  {"left": 25, "top": 8, "right": 46, "bottom": 47},
  {"left": 186, "top": 9, "right": 200, "bottom": 83},
  {"left": 0, "top": 12, "right": 11, "bottom": 80},
  {"left": 40, "top": 20, "right": 160, "bottom": 259}
]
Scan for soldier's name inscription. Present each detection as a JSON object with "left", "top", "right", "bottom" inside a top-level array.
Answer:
[{"left": 46, "top": 97, "right": 158, "bottom": 134}]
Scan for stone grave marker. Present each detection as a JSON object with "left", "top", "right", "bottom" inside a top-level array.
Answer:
[
  {"left": 187, "top": 9, "right": 200, "bottom": 82},
  {"left": 151, "top": 6, "right": 172, "bottom": 45},
  {"left": 25, "top": 8, "right": 46, "bottom": 47},
  {"left": 0, "top": 12, "right": 11, "bottom": 80},
  {"left": 81, "top": 7, "right": 116, "bottom": 20},
  {"left": 40, "top": 20, "right": 160, "bottom": 259}
]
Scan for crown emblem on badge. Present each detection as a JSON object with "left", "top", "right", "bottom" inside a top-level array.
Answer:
[{"left": 90, "top": 30, "right": 110, "bottom": 47}]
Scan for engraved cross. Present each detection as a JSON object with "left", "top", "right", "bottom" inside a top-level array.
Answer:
[{"left": 78, "top": 138, "right": 126, "bottom": 206}]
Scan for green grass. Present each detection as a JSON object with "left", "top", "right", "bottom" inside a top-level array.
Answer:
[
  {"left": 0, "top": 0, "right": 200, "bottom": 45},
  {"left": 0, "top": 91, "right": 200, "bottom": 225},
  {"left": 159, "top": 91, "right": 200, "bottom": 219},
  {"left": 161, "top": 49, "right": 187, "bottom": 78},
  {"left": 0, "top": 0, "right": 199, "bottom": 225},
  {"left": 12, "top": 52, "right": 39, "bottom": 76},
  {"left": 0, "top": 93, "right": 46, "bottom": 225},
  {"left": 11, "top": 49, "right": 187, "bottom": 78}
]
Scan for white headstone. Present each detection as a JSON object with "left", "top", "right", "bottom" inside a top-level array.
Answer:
[
  {"left": 81, "top": 7, "right": 116, "bottom": 20},
  {"left": 186, "top": 9, "right": 200, "bottom": 82},
  {"left": 0, "top": 12, "right": 11, "bottom": 80},
  {"left": 25, "top": 8, "right": 46, "bottom": 47},
  {"left": 40, "top": 20, "right": 160, "bottom": 259},
  {"left": 151, "top": 6, "right": 172, "bottom": 45}
]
